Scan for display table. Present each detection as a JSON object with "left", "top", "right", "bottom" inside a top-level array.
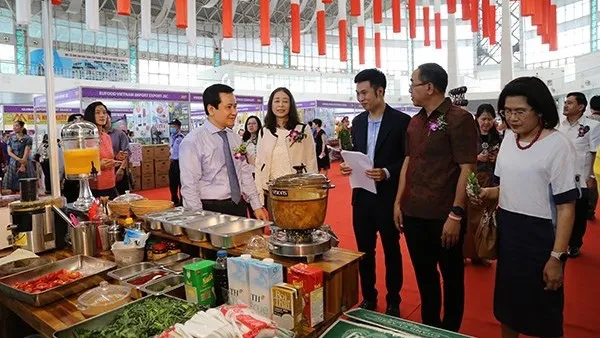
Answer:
[
  {"left": 150, "top": 230, "right": 363, "bottom": 337},
  {"left": 0, "top": 240, "right": 363, "bottom": 338}
]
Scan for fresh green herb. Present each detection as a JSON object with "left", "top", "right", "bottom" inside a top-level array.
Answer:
[
  {"left": 73, "top": 296, "right": 203, "bottom": 338},
  {"left": 467, "top": 171, "right": 480, "bottom": 196}
]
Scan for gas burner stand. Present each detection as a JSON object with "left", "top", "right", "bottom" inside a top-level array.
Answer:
[{"left": 268, "top": 225, "right": 338, "bottom": 263}]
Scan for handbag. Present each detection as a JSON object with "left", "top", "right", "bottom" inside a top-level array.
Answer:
[{"left": 474, "top": 203, "right": 498, "bottom": 260}]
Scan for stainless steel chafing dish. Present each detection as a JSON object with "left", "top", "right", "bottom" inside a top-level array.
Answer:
[
  {"left": 201, "top": 219, "right": 271, "bottom": 248},
  {"left": 179, "top": 215, "right": 240, "bottom": 242}
]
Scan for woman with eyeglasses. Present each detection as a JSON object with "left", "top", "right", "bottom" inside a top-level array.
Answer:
[{"left": 478, "top": 77, "right": 577, "bottom": 338}]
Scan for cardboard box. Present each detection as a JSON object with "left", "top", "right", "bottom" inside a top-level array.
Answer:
[
  {"left": 130, "top": 165, "right": 141, "bottom": 176},
  {"left": 154, "top": 145, "right": 170, "bottom": 160},
  {"left": 184, "top": 260, "right": 216, "bottom": 308},
  {"left": 132, "top": 177, "right": 142, "bottom": 192},
  {"left": 287, "top": 264, "right": 324, "bottom": 327},
  {"left": 142, "top": 161, "right": 154, "bottom": 175},
  {"left": 155, "top": 173, "right": 169, "bottom": 188},
  {"left": 271, "top": 283, "right": 303, "bottom": 333},
  {"left": 154, "top": 159, "right": 170, "bottom": 175},
  {"left": 142, "top": 145, "right": 155, "bottom": 161},
  {"left": 141, "top": 175, "right": 155, "bottom": 190}
]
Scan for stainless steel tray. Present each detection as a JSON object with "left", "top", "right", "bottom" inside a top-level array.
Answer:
[
  {"left": 0, "top": 257, "right": 55, "bottom": 278},
  {"left": 141, "top": 274, "right": 185, "bottom": 295},
  {"left": 107, "top": 262, "right": 156, "bottom": 281},
  {"left": 123, "top": 268, "right": 171, "bottom": 299},
  {"left": 53, "top": 294, "right": 193, "bottom": 338},
  {"left": 152, "top": 253, "right": 191, "bottom": 267},
  {"left": 0, "top": 255, "right": 116, "bottom": 307},
  {"left": 202, "top": 219, "right": 270, "bottom": 248},
  {"left": 163, "top": 258, "right": 203, "bottom": 274},
  {"left": 180, "top": 215, "right": 240, "bottom": 242}
]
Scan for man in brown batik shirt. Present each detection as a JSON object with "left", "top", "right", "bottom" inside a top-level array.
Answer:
[{"left": 394, "top": 63, "right": 477, "bottom": 332}]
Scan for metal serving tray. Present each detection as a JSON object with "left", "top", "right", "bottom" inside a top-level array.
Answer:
[
  {"left": 0, "top": 257, "right": 55, "bottom": 278},
  {"left": 180, "top": 215, "right": 240, "bottom": 242},
  {"left": 53, "top": 294, "right": 189, "bottom": 338},
  {"left": 141, "top": 274, "right": 185, "bottom": 296},
  {"left": 202, "top": 219, "right": 270, "bottom": 248},
  {"left": 107, "top": 262, "right": 156, "bottom": 281},
  {"left": 152, "top": 253, "right": 191, "bottom": 267},
  {"left": 0, "top": 255, "right": 116, "bottom": 307},
  {"left": 163, "top": 258, "right": 203, "bottom": 274},
  {"left": 123, "top": 268, "right": 171, "bottom": 299}
]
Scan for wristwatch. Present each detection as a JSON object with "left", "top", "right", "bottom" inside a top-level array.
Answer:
[
  {"left": 550, "top": 251, "right": 568, "bottom": 263},
  {"left": 450, "top": 206, "right": 465, "bottom": 218}
]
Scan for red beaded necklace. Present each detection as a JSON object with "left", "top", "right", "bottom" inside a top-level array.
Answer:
[{"left": 515, "top": 126, "right": 543, "bottom": 150}]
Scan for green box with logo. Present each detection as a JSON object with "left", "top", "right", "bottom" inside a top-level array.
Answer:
[{"left": 183, "top": 260, "right": 216, "bottom": 307}]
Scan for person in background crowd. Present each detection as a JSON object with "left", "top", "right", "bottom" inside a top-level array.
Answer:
[
  {"left": 313, "top": 118, "right": 330, "bottom": 176},
  {"left": 32, "top": 154, "right": 45, "bottom": 196},
  {"left": 36, "top": 134, "right": 50, "bottom": 194},
  {"left": 179, "top": 84, "right": 268, "bottom": 220},
  {"left": 237, "top": 128, "right": 245, "bottom": 138},
  {"left": 479, "top": 77, "right": 577, "bottom": 338},
  {"left": 242, "top": 115, "right": 262, "bottom": 167},
  {"left": 83, "top": 102, "right": 117, "bottom": 199},
  {"left": 587, "top": 95, "right": 600, "bottom": 219},
  {"left": 558, "top": 92, "right": 600, "bottom": 258},
  {"left": 1, "top": 132, "right": 9, "bottom": 167},
  {"left": 127, "top": 130, "right": 134, "bottom": 142},
  {"left": 168, "top": 119, "right": 185, "bottom": 206},
  {"left": 242, "top": 115, "right": 262, "bottom": 218},
  {"left": 255, "top": 87, "right": 318, "bottom": 209},
  {"left": 395, "top": 63, "right": 477, "bottom": 331},
  {"left": 340, "top": 68, "right": 410, "bottom": 317},
  {"left": 3, "top": 121, "right": 35, "bottom": 193},
  {"left": 464, "top": 104, "right": 502, "bottom": 265},
  {"left": 106, "top": 111, "right": 131, "bottom": 195},
  {"left": 338, "top": 116, "right": 353, "bottom": 151},
  {"left": 307, "top": 120, "right": 316, "bottom": 138},
  {"left": 62, "top": 114, "right": 84, "bottom": 202}
]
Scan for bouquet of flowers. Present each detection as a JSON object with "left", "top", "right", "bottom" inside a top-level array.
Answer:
[
  {"left": 233, "top": 143, "right": 247, "bottom": 160},
  {"left": 466, "top": 171, "right": 482, "bottom": 205}
]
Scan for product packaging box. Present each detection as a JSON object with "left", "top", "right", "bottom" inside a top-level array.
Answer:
[
  {"left": 141, "top": 175, "right": 154, "bottom": 190},
  {"left": 130, "top": 165, "right": 141, "bottom": 176},
  {"left": 142, "top": 145, "right": 155, "bottom": 162},
  {"left": 227, "top": 255, "right": 253, "bottom": 306},
  {"left": 249, "top": 258, "right": 283, "bottom": 319},
  {"left": 154, "top": 159, "right": 170, "bottom": 175},
  {"left": 155, "top": 173, "right": 169, "bottom": 188},
  {"left": 287, "top": 263, "right": 324, "bottom": 327},
  {"left": 154, "top": 145, "right": 170, "bottom": 160},
  {"left": 271, "top": 283, "right": 303, "bottom": 333},
  {"left": 183, "top": 260, "right": 216, "bottom": 307},
  {"left": 142, "top": 161, "right": 154, "bottom": 175}
]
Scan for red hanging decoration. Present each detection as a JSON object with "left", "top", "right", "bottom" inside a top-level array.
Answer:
[
  {"left": 373, "top": 0, "right": 383, "bottom": 23},
  {"left": 375, "top": 25, "right": 382, "bottom": 68},
  {"left": 117, "top": 0, "right": 131, "bottom": 16},
  {"left": 408, "top": 0, "right": 417, "bottom": 39},
  {"left": 175, "top": 0, "right": 187, "bottom": 29},
  {"left": 540, "top": 0, "right": 550, "bottom": 44},
  {"left": 489, "top": 4, "right": 496, "bottom": 45},
  {"left": 532, "top": 0, "right": 543, "bottom": 26},
  {"left": 447, "top": 0, "right": 457, "bottom": 14},
  {"left": 423, "top": 6, "right": 431, "bottom": 46},
  {"left": 462, "top": 0, "right": 471, "bottom": 21},
  {"left": 291, "top": 0, "right": 301, "bottom": 53},
  {"left": 358, "top": 26, "right": 366, "bottom": 64},
  {"left": 51, "top": 0, "right": 62, "bottom": 5},
  {"left": 392, "top": 0, "right": 401, "bottom": 32},
  {"left": 351, "top": 0, "right": 361, "bottom": 17},
  {"left": 434, "top": 12, "right": 442, "bottom": 49},
  {"left": 549, "top": 4, "right": 558, "bottom": 51},
  {"left": 322, "top": 0, "right": 333, "bottom": 3},
  {"left": 260, "top": 0, "right": 270, "bottom": 46},
  {"left": 222, "top": 0, "right": 233, "bottom": 38},
  {"left": 470, "top": 0, "right": 478, "bottom": 32},
  {"left": 521, "top": 0, "right": 534, "bottom": 17},
  {"left": 482, "top": 1, "right": 489, "bottom": 38},
  {"left": 339, "top": 19, "right": 347, "bottom": 61},
  {"left": 316, "top": 1, "right": 326, "bottom": 55}
]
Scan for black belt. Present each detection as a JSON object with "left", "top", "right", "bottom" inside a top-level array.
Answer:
[
  {"left": 201, "top": 198, "right": 241, "bottom": 205},
  {"left": 170, "top": 159, "right": 179, "bottom": 162}
]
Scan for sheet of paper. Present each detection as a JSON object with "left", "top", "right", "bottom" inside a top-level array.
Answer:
[{"left": 341, "top": 150, "right": 377, "bottom": 194}]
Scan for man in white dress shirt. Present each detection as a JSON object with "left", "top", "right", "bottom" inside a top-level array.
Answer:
[
  {"left": 558, "top": 92, "right": 600, "bottom": 257},
  {"left": 179, "top": 84, "right": 268, "bottom": 220}
]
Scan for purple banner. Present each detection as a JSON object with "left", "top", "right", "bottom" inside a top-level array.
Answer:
[
  {"left": 56, "top": 108, "right": 81, "bottom": 113},
  {"left": 3, "top": 105, "right": 34, "bottom": 113},
  {"left": 33, "top": 88, "right": 80, "bottom": 108},
  {"left": 110, "top": 108, "right": 134, "bottom": 114},
  {"left": 237, "top": 105, "right": 265, "bottom": 113},
  {"left": 189, "top": 93, "right": 262, "bottom": 105},
  {"left": 316, "top": 100, "right": 362, "bottom": 109},
  {"left": 297, "top": 101, "right": 317, "bottom": 109},
  {"left": 81, "top": 87, "right": 189, "bottom": 101}
]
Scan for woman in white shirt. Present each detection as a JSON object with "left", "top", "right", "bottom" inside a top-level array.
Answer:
[
  {"left": 479, "top": 77, "right": 577, "bottom": 338},
  {"left": 241, "top": 115, "right": 262, "bottom": 167},
  {"left": 255, "top": 87, "right": 318, "bottom": 207}
]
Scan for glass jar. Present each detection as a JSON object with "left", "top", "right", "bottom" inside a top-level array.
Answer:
[{"left": 61, "top": 117, "right": 100, "bottom": 179}]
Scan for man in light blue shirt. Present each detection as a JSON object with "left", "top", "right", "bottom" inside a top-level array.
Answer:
[
  {"left": 168, "top": 119, "right": 185, "bottom": 206},
  {"left": 179, "top": 84, "right": 268, "bottom": 220}
]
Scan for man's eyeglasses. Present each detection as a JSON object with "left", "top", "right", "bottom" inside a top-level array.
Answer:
[{"left": 408, "top": 82, "right": 428, "bottom": 93}]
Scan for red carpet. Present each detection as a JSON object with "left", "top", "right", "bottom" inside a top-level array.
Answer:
[{"left": 139, "top": 162, "right": 600, "bottom": 337}]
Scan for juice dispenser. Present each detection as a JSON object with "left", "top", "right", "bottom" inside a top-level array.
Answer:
[{"left": 61, "top": 117, "right": 100, "bottom": 211}]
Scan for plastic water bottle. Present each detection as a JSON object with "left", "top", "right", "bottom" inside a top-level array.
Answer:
[{"left": 214, "top": 250, "right": 229, "bottom": 305}]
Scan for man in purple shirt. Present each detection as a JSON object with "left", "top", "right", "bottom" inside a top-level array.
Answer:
[{"left": 179, "top": 84, "right": 268, "bottom": 219}]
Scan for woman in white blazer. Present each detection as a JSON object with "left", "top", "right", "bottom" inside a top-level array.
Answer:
[{"left": 255, "top": 87, "right": 318, "bottom": 206}]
